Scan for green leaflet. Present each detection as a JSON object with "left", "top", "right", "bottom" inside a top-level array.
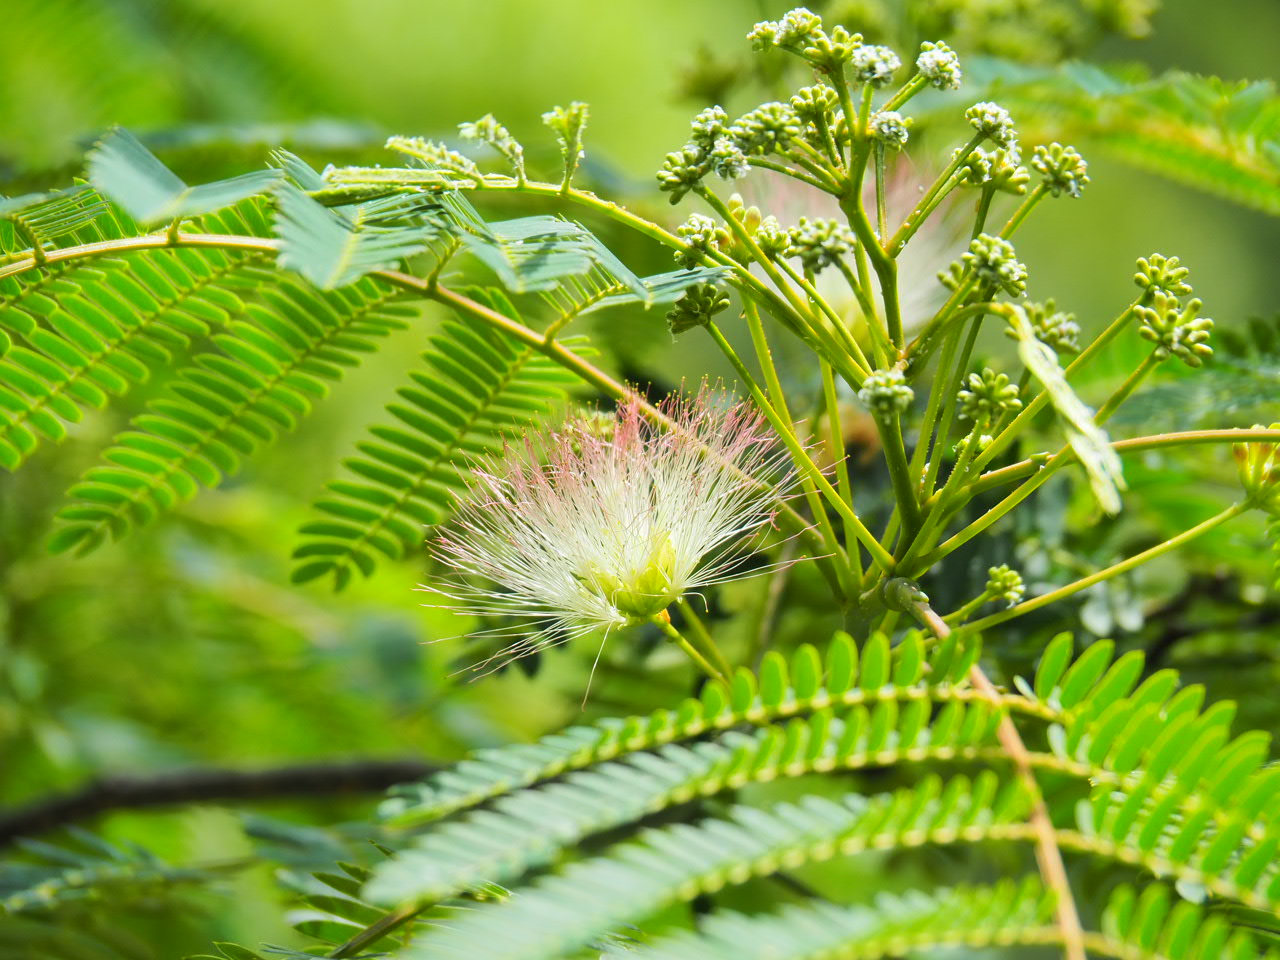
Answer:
[
  {"left": 1008, "top": 303, "right": 1126, "bottom": 513},
  {"left": 273, "top": 183, "right": 445, "bottom": 289},
  {"left": 292, "top": 289, "right": 585, "bottom": 590},
  {"left": 88, "top": 127, "right": 281, "bottom": 226}
]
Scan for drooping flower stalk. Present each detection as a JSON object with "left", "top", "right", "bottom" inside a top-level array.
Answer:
[{"left": 427, "top": 386, "right": 795, "bottom": 677}]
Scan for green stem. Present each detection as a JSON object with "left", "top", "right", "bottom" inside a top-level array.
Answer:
[
  {"left": 964, "top": 502, "right": 1249, "bottom": 633},
  {"left": 1092, "top": 352, "right": 1161, "bottom": 425},
  {"left": 821, "top": 358, "right": 862, "bottom": 580},
  {"left": 708, "top": 320, "right": 895, "bottom": 571},
  {"left": 943, "top": 588, "right": 997, "bottom": 626},
  {"left": 875, "top": 144, "right": 888, "bottom": 243},
  {"left": 774, "top": 256, "right": 872, "bottom": 378},
  {"left": 747, "top": 157, "right": 837, "bottom": 192},
  {"left": 877, "top": 411, "right": 921, "bottom": 540},
  {"left": 674, "top": 597, "right": 733, "bottom": 678},
  {"left": 888, "top": 133, "right": 983, "bottom": 255},
  {"left": 741, "top": 301, "right": 856, "bottom": 597},
  {"left": 999, "top": 183, "right": 1048, "bottom": 239},
  {"left": 920, "top": 314, "right": 982, "bottom": 498},
  {"left": 967, "top": 428, "right": 1280, "bottom": 497},
  {"left": 653, "top": 614, "right": 728, "bottom": 684}
]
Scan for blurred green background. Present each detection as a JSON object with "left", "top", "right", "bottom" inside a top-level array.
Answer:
[{"left": 1, "top": 0, "right": 1278, "bottom": 950}]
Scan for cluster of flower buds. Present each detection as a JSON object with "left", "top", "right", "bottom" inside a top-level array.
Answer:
[
  {"left": 1020, "top": 299, "right": 1080, "bottom": 355},
  {"left": 858, "top": 367, "right": 914, "bottom": 417},
  {"left": 965, "top": 102, "right": 1018, "bottom": 148},
  {"left": 916, "top": 41, "right": 962, "bottom": 89},
  {"left": 959, "top": 368, "right": 1023, "bottom": 421},
  {"left": 942, "top": 234, "right": 1028, "bottom": 296},
  {"left": 666, "top": 283, "right": 731, "bottom": 335},
  {"left": 748, "top": 8, "right": 862, "bottom": 71},
  {"left": 659, "top": 99, "right": 811, "bottom": 201},
  {"left": 458, "top": 113, "right": 526, "bottom": 180},
  {"left": 849, "top": 44, "right": 901, "bottom": 87},
  {"left": 957, "top": 145, "right": 1029, "bottom": 195},
  {"left": 674, "top": 213, "right": 731, "bottom": 268},
  {"left": 985, "top": 564, "right": 1026, "bottom": 607},
  {"left": 784, "top": 217, "right": 856, "bottom": 273},
  {"left": 1134, "top": 253, "right": 1194, "bottom": 298},
  {"left": 869, "top": 111, "right": 910, "bottom": 149},
  {"left": 1032, "top": 143, "right": 1089, "bottom": 198},
  {"left": 1136, "top": 291, "right": 1214, "bottom": 367}
]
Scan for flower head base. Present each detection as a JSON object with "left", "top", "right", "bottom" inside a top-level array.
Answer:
[
  {"left": 917, "top": 41, "right": 962, "bottom": 90},
  {"left": 957, "top": 146, "right": 1028, "bottom": 195},
  {"left": 731, "top": 102, "right": 802, "bottom": 156},
  {"left": 429, "top": 389, "right": 793, "bottom": 671},
  {"left": 1234, "top": 425, "right": 1280, "bottom": 515}
]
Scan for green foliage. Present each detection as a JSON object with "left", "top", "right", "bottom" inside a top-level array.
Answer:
[
  {"left": 88, "top": 128, "right": 281, "bottom": 226},
  {"left": 293, "top": 292, "right": 585, "bottom": 589},
  {"left": 965, "top": 60, "right": 1280, "bottom": 216}
]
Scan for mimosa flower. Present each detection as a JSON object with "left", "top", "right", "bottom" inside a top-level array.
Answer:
[{"left": 427, "top": 388, "right": 794, "bottom": 673}]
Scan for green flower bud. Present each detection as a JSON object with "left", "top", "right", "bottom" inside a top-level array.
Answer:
[
  {"left": 850, "top": 44, "right": 901, "bottom": 87},
  {"left": 689, "top": 106, "right": 730, "bottom": 150},
  {"left": 730, "top": 101, "right": 802, "bottom": 155},
  {"left": 675, "top": 213, "right": 729, "bottom": 268},
  {"left": 666, "top": 283, "right": 730, "bottom": 335},
  {"left": 748, "top": 8, "right": 824, "bottom": 51},
  {"left": 916, "top": 40, "right": 962, "bottom": 90},
  {"left": 1136, "top": 292, "right": 1214, "bottom": 367},
  {"left": 985, "top": 564, "right": 1025, "bottom": 607},
  {"left": 957, "top": 145, "right": 1028, "bottom": 195},
  {"left": 656, "top": 144, "right": 707, "bottom": 204},
  {"left": 1134, "top": 253, "right": 1193, "bottom": 298},
  {"left": 784, "top": 217, "right": 855, "bottom": 273},
  {"left": 709, "top": 137, "right": 750, "bottom": 180},
  {"left": 959, "top": 233, "right": 1028, "bottom": 296},
  {"left": 858, "top": 367, "right": 914, "bottom": 417},
  {"left": 1032, "top": 143, "right": 1089, "bottom": 198},
  {"left": 959, "top": 367, "right": 1022, "bottom": 421},
  {"left": 801, "top": 24, "right": 861, "bottom": 70},
  {"left": 952, "top": 432, "right": 994, "bottom": 458},
  {"left": 966, "top": 101, "right": 1017, "bottom": 147},
  {"left": 790, "top": 85, "right": 839, "bottom": 125},
  {"left": 869, "top": 111, "right": 910, "bottom": 149},
  {"left": 1017, "top": 299, "right": 1080, "bottom": 355},
  {"left": 754, "top": 215, "right": 788, "bottom": 258}
]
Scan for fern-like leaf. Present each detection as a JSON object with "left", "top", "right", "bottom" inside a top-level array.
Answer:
[
  {"left": 292, "top": 288, "right": 585, "bottom": 589},
  {"left": 49, "top": 276, "right": 414, "bottom": 555},
  {"left": 273, "top": 182, "right": 444, "bottom": 289},
  {"left": 0, "top": 201, "right": 274, "bottom": 471}
]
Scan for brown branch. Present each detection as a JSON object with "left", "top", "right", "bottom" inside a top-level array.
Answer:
[{"left": 0, "top": 759, "right": 436, "bottom": 848}]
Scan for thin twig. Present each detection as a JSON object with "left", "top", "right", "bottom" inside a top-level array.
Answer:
[{"left": 0, "top": 759, "right": 437, "bottom": 848}]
